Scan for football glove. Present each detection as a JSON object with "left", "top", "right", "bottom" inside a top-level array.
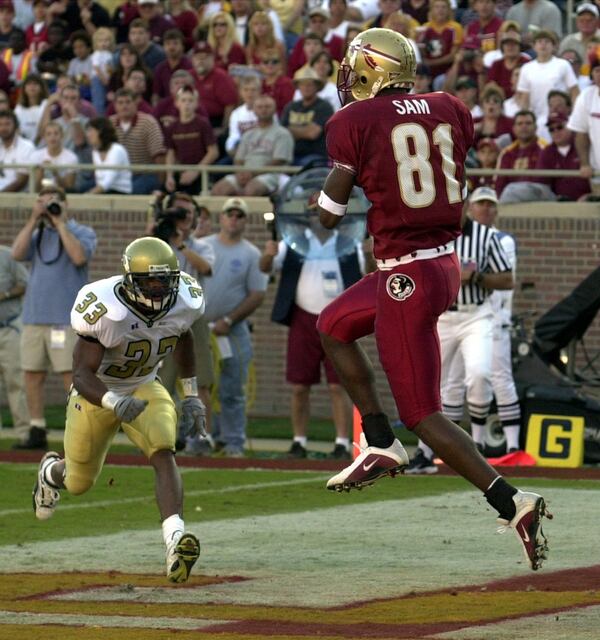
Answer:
[
  {"left": 113, "top": 395, "right": 148, "bottom": 422},
  {"left": 177, "top": 397, "right": 207, "bottom": 442}
]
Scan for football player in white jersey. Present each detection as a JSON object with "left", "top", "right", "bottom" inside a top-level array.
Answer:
[{"left": 32, "top": 237, "right": 207, "bottom": 583}]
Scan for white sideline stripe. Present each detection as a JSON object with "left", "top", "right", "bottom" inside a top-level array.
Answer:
[
  {"left": 0, "top": 475, "right": 328, "bottom": 518},
  {"left": 0, "top": 610, "right": 229, "bottom": 630}
]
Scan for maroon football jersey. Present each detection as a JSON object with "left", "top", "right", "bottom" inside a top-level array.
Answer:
[{"left": 326, "top": 91, "right": 474, "bottom": 260}]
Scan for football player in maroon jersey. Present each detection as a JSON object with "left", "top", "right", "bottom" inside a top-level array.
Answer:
[{"left": 316, "top": 28, "right": 552, "bottom": 571}]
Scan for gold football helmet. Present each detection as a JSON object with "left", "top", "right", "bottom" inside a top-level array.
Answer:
[
  {"left": 121, "top": 237, "right": 180, "bottom": 316},
  {"left": 337, "top": 28, "right": 416, "bottom": 104}
]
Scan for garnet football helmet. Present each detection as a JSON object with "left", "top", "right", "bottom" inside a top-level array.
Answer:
[
  {"left": 122, "top": 237, "right": 180, "bottom": 317},
  {"left": 337, "top": 28, "right": 416, "bottom": 104}
]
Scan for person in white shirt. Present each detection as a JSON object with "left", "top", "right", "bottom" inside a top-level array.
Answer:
[
  {"left": 85, "top": 116, "right": 132, "bottom": 194},
  {"left": 14, "top": 73, "right": 47, "bottom": 143},
  {"left": 568, "top": 54, "right": 600, "bottom": 197},
  {"left": 225, "top": 75, "right": 259, "bottom": 159},
  {"left": 31, "top": 121, "right": 77, "bottom": 191},
  {"left": 0, "top": 109, "right": 34, "bottom": 192},
  {"left": 516, "top": 30, "right": 579, "bottom": 141}
]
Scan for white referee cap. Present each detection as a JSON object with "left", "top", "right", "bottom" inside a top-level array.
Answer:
[{"left": 470, "top": 186, "right": 498, "bottom": 204}]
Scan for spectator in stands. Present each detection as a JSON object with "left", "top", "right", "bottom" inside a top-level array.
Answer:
[
  {"left": 107, "top": 43, "right": 145, "bottom": 104},
  {"left": 328, "top": 0, "right": 351, "bottom": 39},
  {"left": 568, "top": 52, "right": 600, "bottom": 198},
  {"left": 419, "top": 0, "right": 463, "bottom": 90},
  {"left": 225, "top": 74, "right": 259, "bottom": 160},
  {"left": 412, "top": 62, "right": 432, "bottom": 93},
  {"left": 25, "top": 0, "right": 49, "bottom": 54},
  {"left": 474, "top": 83, "right": 513, "bottom": 147},
  {"left": 60, "top": 0, "right": 110, "bottom": 38},
  {"left": 229, "top": 0, "right": 255, "bottom": 46},
  {"left": 503, "top": 65, "right": 521, "bottom": 117},
  {"left": 559, "top": 3, "right": 600, "bottom": 64},
  {"left": 288, "top": 31, "right": 324, "bottom": 79},
  {"left": 281, "top": 66, "right": 333, "bottom": 167},
  {"left": 11, "top": 185, "right": 96, "bottom": 450},
  {"left": 110, "top": 87, "right": 165, "bottom": 194},
  {"left": 0, "top": 0, "right": 23, "bottom": 50},
  {"left": 547, "top": 89, "right": 572, "bottom": 116},
  {"left": 39, "top": 82, "right": 88, "bottom": 152},
  {"left": 385, "top": 10, "right": 422, "bottom": 61},
  {"left": 111, "top": 0, "right": 139, "bottom": 44},
  {"left": 67, "top": 30, "right": 93, "bottom": 100},
  {"left": 212, "top": 94, "right": 293, "bottom": 196},
  {"left": 201, "top": 196, "right": 269, "bottom": 457},
  {"left": 137, "top": 0, "right": 173, "bottom": 44},
  {"left": 245, "top": 10, "right": 286, "bottom": 69},
  {"left": 193, "top": 203, "right": 213, "bottom": 238},
  {"left": 165, "top": 0, "right": 197, "bottom": 51},
  {"left": 465, "top": 0, "right": 503, "bottom": 54},
  {"left": 206, "top": 11, "right": 246, "bottom": 70},
  {"left": 495, "top": 109, "right": 546, "bottom": 202},
  {"left": 89, "top": 26, "right": 114, "bottom": 115},
  {"left": 85, "top": 116, "right": 132, "bottom": 194},
  {"left": 516, "top": 30, "right": 579, "bottom": 142},
  {"left": 12, "top": 0, "right": 34, "bottom": 31},
  {"left": 364, "top": 0, "right": 403, "bottom": 29},
  {"left": 260, "top": 47, "right": 294, "bottom": 116},
  {"left": 36, "top": 19, "right": 71, "bottom": 76},
  {"left": 288, "top": 8, "right": 344, "bottom": 76},
  {"left": 127, "top": 17, "right": 165, "bottom": 69},
  {"left": 472, "top": 137, "right": 500, "bottom": 188},
  {"left": 31, "top": 120, "right": 77, "bottom": 191},
  {"left": 453, "top": 75, "right": 482, "bottom": 117},
  {"left": 267, "top": 0, "right": 304, "bottom": 52},
  {"left": 401, "top": 0, "right": 429, "bottom": 25},
  {"left": 106, "top": 66, "right": 152, "bottom": 115},
  {"left": 14, "top": 72, "right": 47, "bottom": 142},
  {"left": 3, "top": 27, "right": 34, "bottom": 93},
  {"left": 152, "top": 28, "right": 192, "bottom": 103},
  {"left": 487, "top": 31, "right": 528, "bottom": 98},
  {"left": 165, "top": 84, "right": 218, "bottom": 194},
  {"left": 506, "top": 0, "right": 563, "bottom": 46},
  {"left": 153, "top": 68, "right": 208, "bottom": 130},
  {"left": 443, "top": 44, "right": 486, "bottom": 95},
  {"left": 0, "top": 109, "right": 33, "bottom": 191},
  {"left": 292, "top": 50, "right": 339, "bottom": 113},
  {"left": 561, "top": 48, "right": 590, "bottom": 91},
  {"left": 191, "top": 41, "right": 238, "bottom": 136},
  {"left": 535, "top": 111, "right": 591, "bottom": 201}
]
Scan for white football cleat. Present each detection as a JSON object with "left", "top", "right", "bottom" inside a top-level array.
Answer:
[
  {"left": 497, "top": 490, "right": 553, "bottom": 571},
  {"left": 326, "top": 433, "right": 409, "bottom": 492},
  {"left": 32, "top": 451, "right": 62, "bottom": 520},
  {"left": 166, "top": 533, "right": 200, "bottom": 583}
]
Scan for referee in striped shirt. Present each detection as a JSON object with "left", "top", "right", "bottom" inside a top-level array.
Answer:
[{"left": 407, "top": 187, "right": 513, "bottom": 474}]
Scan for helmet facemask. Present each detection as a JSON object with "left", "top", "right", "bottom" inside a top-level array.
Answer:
[{"left": 123, "top": 269, "right": 180, "bottom": 318}]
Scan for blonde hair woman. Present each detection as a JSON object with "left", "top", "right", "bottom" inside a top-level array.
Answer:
[
  {"left": 246, "top": 10, "right": 287, "bottom": 70},
  {"left": 207, "top": 11, "right": 247, "bottom": 70}
]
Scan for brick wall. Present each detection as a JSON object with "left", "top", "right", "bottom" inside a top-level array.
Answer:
[{"left": 1, "top": 196, "right": 598, "bottom": 423}]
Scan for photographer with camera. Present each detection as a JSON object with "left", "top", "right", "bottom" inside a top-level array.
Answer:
[
  {"left": 11, "top": 186, "right": 97, "bottom": 450},
  {"left": 148, "top": 191, "right": 216, "bottom": 455}
]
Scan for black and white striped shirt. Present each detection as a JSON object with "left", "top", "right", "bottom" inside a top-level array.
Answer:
[{"left": 455, "top": 219, "right": 512, "bottom": 305}]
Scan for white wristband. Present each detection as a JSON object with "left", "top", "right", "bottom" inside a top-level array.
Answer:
[
  {"left": 101, "top": 391, "right": 123, "bottom": 411},
  {"left": 318, "top": 190, "right": 347, "bottom": 217},
  {"left": 180, "top": 377, "right": 198, "bottom": 397}
]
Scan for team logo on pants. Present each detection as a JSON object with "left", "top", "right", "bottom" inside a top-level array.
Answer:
[{"left": 386, "top": 273, "right": 415, "bottom": 301}]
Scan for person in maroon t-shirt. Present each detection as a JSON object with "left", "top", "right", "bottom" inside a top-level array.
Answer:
[
  {"left": 26, "top": 0, "right": 49, "bottom": 53},
  {"left": 153, "top": 69, "right": 208, "bottom": 131},
  {"left": 464, "top": 0, "right": 503, "bottom": 54},
  {"left": 152, "top": 28, "right": 193, "bottom": 103},
  {"left": 314, "top": 28, "right": 551, "bottom": 572},
  {"left": 191, "top": 41, "right": 238, "bottom": 135},
  {"left": 495, "top": 109, "right": 545, "bottom": 200},
  {"left": 535, "top": 111, "right": 590, "bottom": 201},
  {"left": 260, "top": 48, "right": 294, "bottom": 115},
  {"left": 137, "top": 0, "right": 174, "bottom": 44},
  {"left": 473, "top": 83, "right": 514, "bottom": 147},
  {"left": 487, "top": 31, "right": 529, "bottom": 99},
  {"left": 164, "top": 85, "right": 218, "bottom": 194}
]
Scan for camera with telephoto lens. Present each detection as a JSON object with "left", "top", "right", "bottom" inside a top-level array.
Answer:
[{"left": 46, "top": 200, "right": 62, "bottom": 216}]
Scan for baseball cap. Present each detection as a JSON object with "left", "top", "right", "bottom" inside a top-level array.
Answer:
[
  {"left": 500, "top": 31, "right": 521, "bottom": 46},
  {"left": 576, "top": 2, "right": 599, "bottom": 17},
  {"left": 193, "top": 41, "right": 213, "bottom": 55},
  {"left": 477, "top": 137, "right": 499, "bottom": 151},
  {"left": 222, "top": 197, "right": 248, "bottom": 216},
  {"left": 470, "top": 186, "right": 498, "bottom": 204},
  {"left": 455, "top": 76, "right": 477, "bottom": 90},
  {"left": 308, "top": 7, "right": 330, "bottom": 19},
  {"left": 546, "top": 111, "right": 568, "bottom": 127}
]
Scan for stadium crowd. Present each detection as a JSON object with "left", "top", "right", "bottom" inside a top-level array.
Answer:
[
  {"left": 1, "top": 0, "right": 599, "bottom": 458},
  {"left": 0, "top": 0, "right": 596, "bottom": 199}
]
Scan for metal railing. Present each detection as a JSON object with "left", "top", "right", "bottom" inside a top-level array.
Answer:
[{"left": 1, "top": 162, "right": 597, "bottom": 197}]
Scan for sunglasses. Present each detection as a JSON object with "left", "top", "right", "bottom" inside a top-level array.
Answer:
[
  {"left": 261, "top": 58, "right": 280, "bottom": 64},
  {"left": 213, "top": 22, "right": 228, "bottom": 27},
  {"left": 224, "top": 210, "right": 246, "bottom": 219},
  {"left": 549, "top": 124, "right": 565, "bottom": 132}
]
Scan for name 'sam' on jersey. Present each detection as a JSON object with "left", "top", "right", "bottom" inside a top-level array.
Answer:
[{"left": 71, "top": 272, "right": 204, "bottom": 394}]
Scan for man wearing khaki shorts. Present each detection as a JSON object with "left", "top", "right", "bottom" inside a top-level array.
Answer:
[{"left": 11, "top": 186, "right": 97, "bottom": 450}]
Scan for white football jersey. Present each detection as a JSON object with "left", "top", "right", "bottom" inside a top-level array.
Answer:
[{"left": 71, "top": 272, "right": 204, "bottom": 394}]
